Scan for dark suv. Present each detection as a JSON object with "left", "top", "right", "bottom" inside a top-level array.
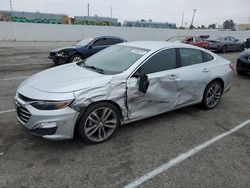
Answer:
[{"left": 49, "top": 36, "right": 127, "bottom": 65}]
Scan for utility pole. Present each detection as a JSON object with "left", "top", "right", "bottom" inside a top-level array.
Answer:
[
  {"left": 87, "top": 3, "right": 90, "bottom": 17},
  {"left": 9, "top": 0, "right": 13, "bottom": 13},
  {"left": 190, "top": 9, "right": 196, "bottom": 29},
  {"left": 247, "top": 17, "right": 250, "bottom": 30},
  {"left": 110, "top": 7, "right": 112, "bottom": 18},
  {"left": 181, "top": 12, "right": 184, "bottom": 28}
]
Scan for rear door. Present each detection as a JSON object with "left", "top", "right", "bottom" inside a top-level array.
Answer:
[{"left": 173, "top": 48, "right": 213, "bottom": 107}]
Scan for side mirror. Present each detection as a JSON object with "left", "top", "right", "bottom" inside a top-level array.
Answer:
[
  {"left": 88, "top": 45, "right": 93, "bottom": 49},
  {"left": 139, "top": 74, "right": 150, "bottom": 94},
  {"left": 235, "top": 39, "right": 239, "bottom": 42}
]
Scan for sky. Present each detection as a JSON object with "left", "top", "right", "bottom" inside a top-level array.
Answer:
[{"left": 0, "top": 0, "right": 249, "bottom": 27}]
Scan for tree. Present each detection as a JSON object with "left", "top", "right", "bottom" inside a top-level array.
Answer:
[
  {"left": 223, "top": 20, "right": 235, "bottom": 30},
  {"left": 208, "top": 24, "right": 216, "bottom": 29},
  {"left": 201, "top": 25, "right": 206, "bottom": 29}
]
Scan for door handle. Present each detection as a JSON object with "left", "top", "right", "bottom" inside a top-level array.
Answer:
[
  {"left": 202, "top": 68, "right": 210, "bottom": 73},
  {"left": 169, "top": 74, "right": 179, "bottom": 80}
]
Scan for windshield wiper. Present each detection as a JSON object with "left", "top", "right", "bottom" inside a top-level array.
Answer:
[
  {"left": 77, "top": 61, "right": 104, "bottom": 74},
  {"left": 85, "top": 64, "right": 104, "bottom": 74}
]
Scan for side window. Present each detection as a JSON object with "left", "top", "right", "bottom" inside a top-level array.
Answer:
[
  {"left": 202, "top": 52, "right": 214, "bottom": 62},
  {"left": 140, "top": 48, "right": 176, "bottom": 74},
  {"left": 179, "top": 48, "right": 203, "bottom": 67},
  {"left": 92, "top": 38, "right": 107, "bottom": 47},
  {"left": 104, "top": 38, "right": 124, "bottom": 45}
]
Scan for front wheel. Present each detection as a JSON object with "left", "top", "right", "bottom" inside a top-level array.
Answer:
[
  {"left": 202, "top": 81, "right": 223, "bottom": 110},
  {"left": 78, "top": 102, "right": 120, "bottom": 144},
  {"left": 70, "top": 54, "right": 83, "bottom": 63}
]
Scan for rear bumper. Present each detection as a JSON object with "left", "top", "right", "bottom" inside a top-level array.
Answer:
[{"left": 237, "top": 57, "right": 250, "bottom": 72}]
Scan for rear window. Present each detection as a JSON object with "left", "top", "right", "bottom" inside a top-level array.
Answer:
[
  {"left": 203, "top": 52, "right": 214, "bottom": 62},
  {"left": 179, "top": 48, "right": 203, "bottom": 67}
]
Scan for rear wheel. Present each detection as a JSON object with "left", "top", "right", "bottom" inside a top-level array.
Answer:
[
  {"left": 78, "top": 102, "right": 120, "bottom": 144},
  {"left": 238, "top": 45, "right": 244, "bottom": 52},
  {"left": 202, "top": 81, "right": 223, "bottom": 110}
]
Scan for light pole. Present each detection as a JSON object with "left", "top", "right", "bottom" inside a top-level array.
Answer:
[
  {"left": 9, "top": 0, "right": 13, "bottom": 12},
  {"left": 9, "top": 0, "right": 13, "bottom": 21}
]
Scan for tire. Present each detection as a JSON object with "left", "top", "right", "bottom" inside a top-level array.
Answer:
[
  {"left": 202, "top": 81, "right": 223, "bottom": 110},
  {"left": 238, "top": 45, "right": 244, "bottom": 52},
  {"left": 221, "top": 45, "right": 227, "bottom": 53},
  {"left": 237, "top": 69, "right": 247, "bottom": 75},
  {"left": 70, "top": 54, "right": 83, "bottom": 63},
  {"left": 78, "top": 102, "right": 121, "bottom": 144}
]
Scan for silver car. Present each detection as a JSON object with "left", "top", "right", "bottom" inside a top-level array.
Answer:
[{"left": 15, "top": 41, "right": 233, "bottom": 144}]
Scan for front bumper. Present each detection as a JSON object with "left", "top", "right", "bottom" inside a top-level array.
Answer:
[
  {"left": 237, "top": 57, "right": 250, "bottom": 72},
  {"left": 208, "top": 44, "right": 221, "bottom": 51},
  {"left": 48, "top": 53, "right": 70, "bottom": 64},
  {"left": 15, "top": 96, "right": 80, "bottom": 141}
]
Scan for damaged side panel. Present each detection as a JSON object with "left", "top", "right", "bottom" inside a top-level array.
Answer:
[
  {"left": 73, "top": 80, "right": 128, "bottom": 121},
  {"left": 126, "top": 71, "right": 179, "bottom": 120}
]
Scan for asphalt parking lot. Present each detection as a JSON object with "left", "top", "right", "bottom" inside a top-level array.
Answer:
[{"left": 0, "top": 42, "right": 250, "bottom": 188}]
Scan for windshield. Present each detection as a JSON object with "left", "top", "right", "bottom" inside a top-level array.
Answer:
[
  {"left": 167, "top": 36, "right": 185, "bottom": 42},
  {"left": 79, "top": 45, "right": 149, "bottom": 75},
  {"left": 75, "top": 38, "right": 94, "bottom": 46}
]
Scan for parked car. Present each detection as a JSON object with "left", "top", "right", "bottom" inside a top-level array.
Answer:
[
  {"left": 236, "top": 49, "right": 250, "bottom": 75},
  {"left": 49, "top": 36, "right": 126, "bottom": 65},
  {"left": 16, "top": 41, "right": 233, "bottom": 144},
  {"left": 244, "top": 38, "right": 250, "bottom": 49},
  {"left": 207, "top": 36, "right": 244, "bottom": 53},
  {"left": 167, "top": 36, "right": 209, "bottom": 49}
]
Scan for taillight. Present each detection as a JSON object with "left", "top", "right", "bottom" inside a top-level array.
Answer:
[{"left": 229, "top": 64, "right": 234, "bottom": 71}]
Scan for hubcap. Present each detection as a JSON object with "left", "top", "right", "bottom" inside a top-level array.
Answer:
[
  {"left": 72, "top": 56, "right": 82, "bottom": 62},
  {"left": 206, "top": 83, "right": 222, "bottom": 108},
  {"left": 84, "top": 107, "right": 117, "bottom": 142}
]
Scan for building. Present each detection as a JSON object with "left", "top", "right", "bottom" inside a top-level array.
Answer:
[
  {"left": 74, "top": 15, "right": 118, "bottom": 26},
  {"left": 123, "top": 19, "right": 176, "bottom": 29},
  {"left": 0, "top": 10, "right": 67, "bottom": 24},
  {"left": 236, "top": 24, "right": 250, "bottom": 31}
]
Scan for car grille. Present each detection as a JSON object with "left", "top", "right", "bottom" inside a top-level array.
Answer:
[
  {"left": 16, "top": 93, "right": 34, "bottom": 124},
  {"left": 16, "top": 103, "right": 31, "bottom": 124}
]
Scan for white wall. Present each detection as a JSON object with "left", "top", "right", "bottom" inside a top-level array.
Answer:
[{"left": 0, "top": 22, "right": 249, "bottom": 42}]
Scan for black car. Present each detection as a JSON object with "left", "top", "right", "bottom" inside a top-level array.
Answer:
[
  {"left": 236, "top": 49, "right": 250, "bottom": 75},
  {"left": 49, "top": 36, "right": 126, "bottom": 65},
  {"left": 207, "top": 36, "right": 244, "bottom": 53}
]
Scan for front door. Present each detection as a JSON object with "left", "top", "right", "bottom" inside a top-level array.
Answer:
[{"left": 126, "top": 48, "right": 179, "bottom": 120}]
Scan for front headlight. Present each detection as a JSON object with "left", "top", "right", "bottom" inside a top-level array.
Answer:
[
  {"left": 31, "top": 100, "right": 73, "bottom": 110},
  {"left": 56, "top": 51, "right": 67, "bottom": 57}
]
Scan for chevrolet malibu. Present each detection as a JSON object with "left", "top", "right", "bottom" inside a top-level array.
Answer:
[{"left": 15, "top": 41, "right": 233, "bottom": 144}]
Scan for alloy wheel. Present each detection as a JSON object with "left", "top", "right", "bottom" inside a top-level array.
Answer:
[
  {"left": 206, "top": 83, "right": 222, "bottom": 108},
  {"left": 84, "top": 107, "right": 118, "bottom": 142},
  {"left": 72, "top": 56, "right": 82, "bottom": 62}
]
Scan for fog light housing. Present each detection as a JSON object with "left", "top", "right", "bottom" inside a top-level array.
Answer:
[{"left": 39, "top": 122, "right": 57, "bottom": 129}]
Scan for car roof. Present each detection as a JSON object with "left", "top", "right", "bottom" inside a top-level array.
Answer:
[
  {"left": 93, "top": 36, "right": 127, "bottom": 41},
  {"left": 119, "top": 41, "right": 201, "bottom": 51}
]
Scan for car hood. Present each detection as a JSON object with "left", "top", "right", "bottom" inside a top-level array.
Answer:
[
  {"left": 26, "top": 63, "right": 114, "bottom": 93},
  {"left": 51, "top": 45, "right": 83, "bottom": 52}
]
